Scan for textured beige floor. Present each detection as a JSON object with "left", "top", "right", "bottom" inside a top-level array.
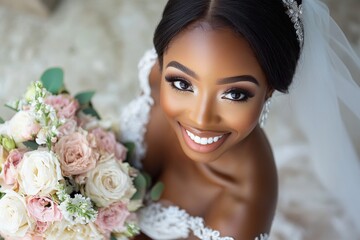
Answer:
[{"left": 0, "top": 1, "right": 359, "bottom": 239}]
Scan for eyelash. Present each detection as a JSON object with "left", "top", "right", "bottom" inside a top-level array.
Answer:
[
  {"left": 165, "top": 76, "right": 193, "bottom": 92},
  {"left": 221, "top": 88, "right": 254, "bottom": 102},
  {"left": 164, "top": 76, "right": 254, "bottom": 102}
]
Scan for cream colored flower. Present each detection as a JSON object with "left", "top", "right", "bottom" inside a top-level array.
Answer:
[
  {"left": 85, "top": 158, "right": 136, "bottom": 207},
  {"left": 0, "top": 190, "right": 33, "bottom": 238},
  {"left": 7, "top": 111, "right": 41, "bottom": 143},
  {"left": 17, "top": 150, "right": 63, "bottom": 196},
  {"left": 45, "top": 220, "right": 104, "bottom": 240}
]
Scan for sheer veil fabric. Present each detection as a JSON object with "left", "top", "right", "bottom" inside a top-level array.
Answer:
[{"left": 274, "top": 0, "right": 360, "bottom": 233}]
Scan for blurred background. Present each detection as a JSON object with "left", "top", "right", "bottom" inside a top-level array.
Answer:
[{"left": 0, "top": 0, "right": 359, "bottom": 239}]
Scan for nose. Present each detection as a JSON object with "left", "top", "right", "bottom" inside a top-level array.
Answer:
[{"left": 189, "top": 93, "right": 221, "bottom": 128}]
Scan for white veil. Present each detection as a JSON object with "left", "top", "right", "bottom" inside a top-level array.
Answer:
[{"left": 283, "top": 0, "right": 360, "bottom": 231}]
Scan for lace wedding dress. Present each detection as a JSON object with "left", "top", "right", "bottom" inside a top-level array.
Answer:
[
  {"left": 119, "top": 49, "right": 269, "bottom": 240},
  {"left": 119, "top": 1, "right": 360, "bottom": 235}
]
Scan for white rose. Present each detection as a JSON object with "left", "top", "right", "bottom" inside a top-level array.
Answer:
[
  {"left": 7, "top": 111, "right": 41, "bottom": 143},
  {"left": 45, "top": 220, "right": 104, "bottom": 240},
  {"left": 0, "top": 190, "right": 33, "bottom": 237},
  {"left": 17, "top": 150, "right": 63, "bottom": 196},
  {"left": 85, "top": 158, "right": 136, "bottom": 207}
]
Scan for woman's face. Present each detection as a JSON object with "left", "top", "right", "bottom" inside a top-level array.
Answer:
[{"left": 160, "top": 24, "right": 271, "bottom": 163}]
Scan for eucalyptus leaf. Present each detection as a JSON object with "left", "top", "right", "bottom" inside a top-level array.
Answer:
[
  {"left": 75, "top": 91, "right": 95, "bottom": 106},
  {"left": 4, "top": 102, "right": 18, "bottom": 112},
  {"left": 0, "top": 117, "right": 4, "bottom": 124},
  {"left": 143, "top": 172, "right": 152, "bottom": 189},
  {"left": 82, "top": 107, "right": 101, "bottom": 120},
  {"left": 150, "top": 181, "right": 164, "bottom": 201},
  {"left": 124, "top": 142, "right": 135, "bottom": 161},
  {"left": 23, "top": 140, "right": 39, "bottom": 150},
  {"left": 132, "top": 173, "right": 147, "bottom": 200},
  {"left": 40, "top": 67, "right": 65, "bottom": 94},
  {"left": 0, "top": 190, "right": 5, "bottom": 200}
]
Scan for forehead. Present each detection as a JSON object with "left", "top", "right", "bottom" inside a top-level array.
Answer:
[{"left": 163, "top": 25, "right": 266, "bottom": 81}]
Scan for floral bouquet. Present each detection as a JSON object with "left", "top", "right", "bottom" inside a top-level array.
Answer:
[{"left": 0, "top": 68, "right": 152, "bottom": 239}]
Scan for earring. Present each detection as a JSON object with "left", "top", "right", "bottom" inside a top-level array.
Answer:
[{"left": 259, "top": 98, "right": 271, "bottom": 128}]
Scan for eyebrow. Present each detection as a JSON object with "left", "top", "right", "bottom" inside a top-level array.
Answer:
[
  {"left": 166, "top": 61, "right": 198, "bottom": 79},
  {"left": 166, "top": 61, "right": 259, "bottom": 86},
  {"left": 217, "top": 75, "right": 259, "bottom": 86}
]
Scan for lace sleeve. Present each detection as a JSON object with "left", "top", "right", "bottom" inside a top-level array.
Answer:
[{"left": 119, "top": 49, "right": 158, "bottom": 168}]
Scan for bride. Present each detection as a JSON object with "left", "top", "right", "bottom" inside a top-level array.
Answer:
[{"left": 120, "top": 0, "right": 360, "bottom": 239}]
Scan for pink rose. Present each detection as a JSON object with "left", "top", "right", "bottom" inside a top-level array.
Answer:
[
  {"left": 114, "top": 143, "right": 128, "bottom": 161},
  {"left": 92, "top": 128, "right": 127, "bottom": 161},
  {"left": 3, "top": 149, "right": 25, "bottom": 185},
  {"left": 53, "top": 131, "right": 98, "bottom": 176},
  {"left": 45, "top": 94, "right": 79, "bottom": 119},
  {"left": 58, "top": 119, "right": 78, "bottom": 137},
  {"left": 95, "top": 202, "right": 130, "bottom": 236},
  {"left": 26, "top": 196, "right": 62, "bottom": 223},
  {"left": 34, "top": 221, "right": 49, "bottom": 234}
]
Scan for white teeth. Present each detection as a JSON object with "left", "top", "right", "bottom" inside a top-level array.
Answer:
[{"left": 186, "top": 130, "right": 224, "bottom": 146}]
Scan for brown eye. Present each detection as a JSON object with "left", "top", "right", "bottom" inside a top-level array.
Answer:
[
  {"left": 173, "top": 80, "right": 191, "bottom": 90},
  {"left": 165, "top": 76, "right": 193, "bottom": 92},
  {"left": 222, "top": 89, "right": 253, "bottom": 102}
]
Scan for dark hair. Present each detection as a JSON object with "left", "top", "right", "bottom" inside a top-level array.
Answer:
[{"left": 153, "top": 0, "right": 302, "bottom": 93}]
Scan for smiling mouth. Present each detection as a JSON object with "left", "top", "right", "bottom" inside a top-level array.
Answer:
[
  {"left": 179, "top": 123, "right": 229, "bottom": 153},
  {"left": 185, "top": 130, "right": 224, "bottom": 145}
]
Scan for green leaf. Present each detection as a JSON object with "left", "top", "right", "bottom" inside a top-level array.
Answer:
[
  {"left": 132, "top": 173, "right": 147, "bottom": 200},
  {"left": 23, "top": 140, "right": 39, "bottom": 150},
  {"left": 4, "top": 102, "right": 19, "bottom": 112},
  {"left": 75, "top": 91, "right": 95, "bottom": 106},
  {"left": 110, "top": 234, "right": 117, "bottom": 240},
  {"left": 150, "top": 181, "right": 164, "bottom": 201},
  {"left": 82, "top": 107, "right": 101, "bottom": 120},
  {"left": 124, "top": 142, "right": 135, "bottom": 161},
  {"left": 143, "top": 172, "right": 152, "bottom": 189},
  {"left": 40, "top": 67, "right": 65, "bottom": 94},
  {"left": 0, "top": 117, "right": 4, "bottom": 124},
  {"left": 0, "top": 190, "right": 5, "bottom": 200}
]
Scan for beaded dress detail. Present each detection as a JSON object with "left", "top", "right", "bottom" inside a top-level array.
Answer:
[{"left": 120, "top": 49, "right": 269, "bottom": 240}]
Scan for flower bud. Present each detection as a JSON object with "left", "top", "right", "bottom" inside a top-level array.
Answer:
[
  {"left": 25, "top": 83, "right": 37, "bottom": 101},
  {"left": 2, "top": 136, "right": 16, "bottom": 151}
]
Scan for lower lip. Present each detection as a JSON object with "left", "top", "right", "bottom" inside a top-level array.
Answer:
[{"left": 179, "top": 124, "right": 228, "bottom": 153}]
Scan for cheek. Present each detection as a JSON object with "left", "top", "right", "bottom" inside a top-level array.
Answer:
[
  {"left": 160, "top": 83, "right": 186, "bottom": 120},
  {"left": 222, "top": 102, "right": 263, "bottom": 135}
]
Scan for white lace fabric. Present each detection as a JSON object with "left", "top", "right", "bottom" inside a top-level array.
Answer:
[
  {"left": 120, "top": 49, "right": 269, "bottom": 240},
  {"left": 139, "top": 203, "right": 269, "bottom": 240},
  {"left": 119, "top": 48, "right": 157, "bottom": 168}
]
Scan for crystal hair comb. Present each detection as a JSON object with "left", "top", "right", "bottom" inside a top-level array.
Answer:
[{"left": 282, "top": 0, "right": 304, "bottom": 47}]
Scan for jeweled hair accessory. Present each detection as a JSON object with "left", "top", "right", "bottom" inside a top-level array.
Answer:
[{"left": 282, "top": 0, "right": 304, "bottom": 47}]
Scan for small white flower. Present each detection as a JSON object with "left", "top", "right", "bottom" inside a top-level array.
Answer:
[{"left": 59, "top": 194, "right": 97, "bottom": 225}]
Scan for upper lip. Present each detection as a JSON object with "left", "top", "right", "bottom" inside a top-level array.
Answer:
[{"left": 179, "top": 122, "right": 229, "bottom": 138}]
